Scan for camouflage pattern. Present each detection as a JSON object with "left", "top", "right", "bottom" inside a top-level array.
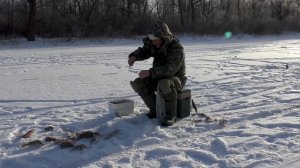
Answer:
[
  {"left": 131, "top": 76, "right": 182, "bottom": 101},
  {"left": 129, "top": 21, "right": 186, "bottom": 81},
  {"left": 129, "top": 22, "right": 187, "bottom": 123},
  {"left": 149, "top": 21, "right": 173, "bottom": 41}
]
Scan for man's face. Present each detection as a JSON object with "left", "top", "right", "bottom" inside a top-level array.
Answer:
[{"left": 152, "top": 38, "right": 162, "bottom": 48}]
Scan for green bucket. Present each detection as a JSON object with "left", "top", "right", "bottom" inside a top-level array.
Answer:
[{"left": 177, "top": 89, "right": 191, "bottom": 118}]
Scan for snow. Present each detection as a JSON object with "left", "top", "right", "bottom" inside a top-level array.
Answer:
[{"left": 0, "top": 34, "right": 300, "bottom": 168}]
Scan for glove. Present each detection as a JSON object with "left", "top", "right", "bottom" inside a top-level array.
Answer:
[
  {"left": 128, "top": 56, "right": 136, "bottom": 66},
  {"left": 139, "top": 70, "right": 151, "bottom": 78}
]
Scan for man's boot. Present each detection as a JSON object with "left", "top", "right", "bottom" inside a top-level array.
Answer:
[
  {"left": 141, "top": 94, "right": 156, "bottom": 119},
  {"left": 161, "top": 100, "right": 177, "bottom": 126},
  {"left": 130, "top": 80, "right": 157, "bottom": 119}
]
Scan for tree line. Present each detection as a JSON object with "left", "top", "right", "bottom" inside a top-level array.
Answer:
[{"left": 0, "top": 0, "right": 300, "bottom": 41}]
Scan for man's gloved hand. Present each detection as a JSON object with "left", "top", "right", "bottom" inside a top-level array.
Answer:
[
  {"left": 128, "top": 56, "right": 136, "bottom": 66},
  {"left": 139, "top": 70, "right": 151, "bottom": 79}
]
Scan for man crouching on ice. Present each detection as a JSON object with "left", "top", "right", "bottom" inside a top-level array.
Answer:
[{"left": 128, "top": 21, "right": 187, "bottom": 126}]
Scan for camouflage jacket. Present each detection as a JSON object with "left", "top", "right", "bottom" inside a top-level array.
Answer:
[{"left": 129, "top": 36, "right": 186, "bottom": 81}]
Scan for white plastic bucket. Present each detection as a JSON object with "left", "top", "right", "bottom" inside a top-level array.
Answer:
[{"left": 108, "top": 99, "right": 134, "bottom": 117}]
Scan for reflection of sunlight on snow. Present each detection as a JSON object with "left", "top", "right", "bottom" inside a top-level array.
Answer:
[{"left": 224, "top": 32, "right": 232, "bottom": 39}]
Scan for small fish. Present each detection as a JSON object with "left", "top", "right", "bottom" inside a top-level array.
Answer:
[
  {"left": 21, "top": 140, "right": 43, "bottom": 148},
  {"left": 45, "top": 126, "right": 54, "bottom": 132},
  {"left": 21, "top": 129, "right": 35, "bottom": 138},
  {"left": 219, "top": 118, "right": 228, "bottom": 127},
  {"left": 75, "top": 131, "right": 100, "bottom": 140},
  {"left": 73, "top": 144, "right": 87, "bottom": 151},
  {"left": 192, "top": 119, "right": 202, "bottom": 123},
  {"left": 66, "top": 132, "right": 77, "bottom": 140},
  {"left": 59, "top": 140, "right": 75, "bottom": 149},
  {"left": 45, "top": 136, "right": 60, "bottom": 142},
  {"left": 205, "top": 116, "right": 213, "bottom": 123}
]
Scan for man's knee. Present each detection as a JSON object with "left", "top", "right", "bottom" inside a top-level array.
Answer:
[
  {"left": 157, "top": 77, "right": 182, "bottom": 93},
  {"left": 157, "top": 78, "right": 180, "bottom": 102},
  {"left": 130, "top": 78, "right": 146, "bottom": 93},
  {"left": 130, "top": 78, "right": 155, "bottom": 97},
  {"left": 157, "top": 79, "right": 172, "bottom": 95}
]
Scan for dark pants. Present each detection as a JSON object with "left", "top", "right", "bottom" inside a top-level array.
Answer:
[{"left": 130, "top": 76, "right": 186, "bottom": 111}]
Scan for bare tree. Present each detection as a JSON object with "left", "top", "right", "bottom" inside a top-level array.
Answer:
[
  {"left": 27, "top": 0, "right": 36, "bottom": 41},
  {"left": 196, "top": 0, "right": 216, "bottom": 20},
  {"left": 1, "top": 0, "right": 300, "bottom": 38},
  {"left": 220, "top": 0, "right": 233, "bottom": 15},
  {"left": 177, "top": 0, "right": 184, "bottom": 26},
  {"left": 297, "top": 0, "right": 300, "bottom": 24},
  {"left": 188, "top": 0, "right": 195, "bottom": 22},
  {"left": 9, "top": 0, "right": 15, "bottom": 33},
  {"left": 236, "top": 0, "right": 241, "bottom": 18},
  {"left": 270, "top": 0, "right": 293, "bottom": 21}
]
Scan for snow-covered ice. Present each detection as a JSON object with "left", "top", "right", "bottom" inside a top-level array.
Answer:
[{"left": 0, "top": 34, "right": 299, "bottom": 168}]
